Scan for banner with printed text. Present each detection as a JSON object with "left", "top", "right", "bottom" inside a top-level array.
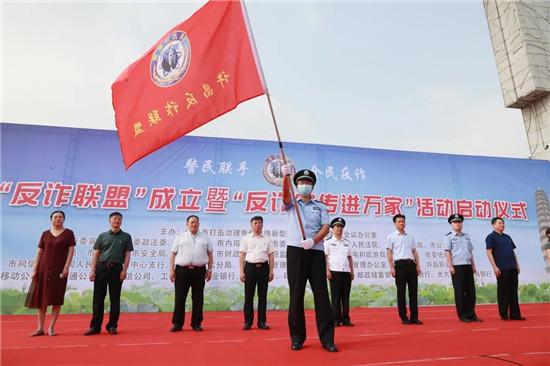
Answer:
[{"left": 1, "top": 123, "right": 549, "bottom": 313}]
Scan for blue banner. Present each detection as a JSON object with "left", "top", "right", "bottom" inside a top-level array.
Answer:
[{"left": 1, "top": 123, "right": 549, "bottom": 303}]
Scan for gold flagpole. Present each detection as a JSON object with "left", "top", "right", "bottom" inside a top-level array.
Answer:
[{"left": 240, "top": 0, "right": 307, "bottom": 240}]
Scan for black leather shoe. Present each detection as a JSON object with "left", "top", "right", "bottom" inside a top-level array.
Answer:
[
  {"left": 84, "top": 328, "right": 100, "bottom": 336},
  {"left": 107, "top": 327, "right": 118, "bottom": 335},
  {"left": 342, "top": 321, "right": 354, "bottom": 327},
  {"left": 291, "top": 342, "right": 302, "bottom": 351},
  {"left": 334, "top": 321, "right": 341, "bottom": 327},
  {"left": 459, "top": 317, "right": 471, "bottom": 323},
  {"left": 470, "top": 317, "right": 483, "bottom": 322},
  {"left": 401, "top": 319, "right": 411, "bottom": 325},
  {"left": 257, "top": 323, "right": 270, "bottom": 330},
  {"left": 243, "top": 323, "right": 252, "bottom": 330},
  {"left": 501, "top": 316, "right": 510, "bottom": 321},
  {"left": 510, "top": 317, "right": 526, "bottom": 321},
  {"left": 411, "top": 319, "right": 423, "bottom": 325},
  {"left": 170, "top": 325, "right": 182, "bottom": 332},
  {"left": 322, "top": 343, "right": 338, "bottom": 352},
  {"left": 192, "top": 325, "right": 203, "bottom": 331}
]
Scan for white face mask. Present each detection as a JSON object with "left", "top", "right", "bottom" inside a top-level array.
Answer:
[{"left": 297, "top": 184, "right": 312, "bottom": 196}]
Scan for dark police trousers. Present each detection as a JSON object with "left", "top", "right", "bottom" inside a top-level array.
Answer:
[
  {"left": 287, "top": 246, "right": 334, "bottom": 346},
  {"left": 172, "top": 265, "right": 206, "bottom": 327},
  {"left": 451, "top": 264, "right": 477, "bottom": 319},
  {"left": 244, "top": 261, "right": 269, "bottom": 325},
  {"left": 497, "top": 269, "right": 521, "bottom": 319},
  {"left": 329, "top": 271, "right": 352, "bottom": 323},
  {"left": 90, "top": 262, "right": 123, "bottom": 331},
  {"left": 394, "top": 260, "right": 418, "bottom": 321}
]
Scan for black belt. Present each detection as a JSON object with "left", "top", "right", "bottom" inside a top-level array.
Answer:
[
  {"left": 177, "top": 265, "right": 205, "bottom": 269},
  {"left": 246, "top": 261, "right": 267, "bottom": 268},
  {"left": 98, "top": 262, "right": 121, "bottom": 268},
  {"left": 395, "top": 259, "right": 414, "bottom": 264}
]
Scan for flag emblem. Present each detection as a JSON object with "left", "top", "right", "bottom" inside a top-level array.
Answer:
[
  {"left": 263, "top": 154, "right": 295, "bottom": 187},
  {"left": 150, "top": 31, "right": 191, "bottom": 87}
]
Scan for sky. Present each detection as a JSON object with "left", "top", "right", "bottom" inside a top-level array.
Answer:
[{"left": 1, "top": 0, "right": 531, "bottom": 159}]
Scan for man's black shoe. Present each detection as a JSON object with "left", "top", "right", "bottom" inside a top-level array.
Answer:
[
  {"left": 411, "top": 319, "right": 423, "bottom": 325},
  {"left": 192, "top": 325, "right": 203, "bottom": 331},
  {"left": 322, "top": 343, "right": 338, "bottom": 352},
  {"left": 243, "top": 323, "right": 252, "bottom": 330},
  {"left": 470, "top": 317, "right": 483, "bottom": 322},
  {"left": 170, "top": 325, "right": 182, "bottom": 332},
  {"left": 501, "top": 316, "right": 510, "bottom": 321},
  {"left": 334, "top": 321, "right": 341, "bottom": 327},
  {"left": 107, "top": 327, "right": 118, "bottom": 335},
  {"left": 291, "top": 342, "right": 302, "bottom": 351},
  {"left": 401, "top": 319, "right": 411, "bottom": 325},
  {"left": 342, "top": 321, "right": 354, "bottom": 327},
  {"left": 459, "top": 317, "right": 471, "bottom": 323},
  {"left": 510, "top": 317, "right": 526, "bottom": 321},
  {"left": 84, "top": 328, "right": 100, "bottom": 336},
  {"left": 257, "top": 323, "right": 270, "bottom": 330}
]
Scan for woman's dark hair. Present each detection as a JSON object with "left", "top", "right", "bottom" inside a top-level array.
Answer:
[{"left": 50, "top": 210, "right": 65, "bottom": 219}]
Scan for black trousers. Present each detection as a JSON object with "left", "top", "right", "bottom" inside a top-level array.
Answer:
[
  {"left": 329, "top": 271, "right": 352, "bottom": 323},
  {"left": 244, "top": 261, "right": 269, "bottom": 324},
  {"left": 287, "top": 246, "right": 334, "bottom": 346},
  {"left": 451, "top": 264, "right": 477, "bottom": 319},
  {"left": 90, "top": 263, "right": 123, "bottom": 330},
  {"left": 497, "top": 269, "right": 521, "bottom": 319},
  {"left": 394, "top": 261, "right": 418, "bottom": 321},
  {"left": 172, "top": 265, "right": 206, "bottom": 327}
]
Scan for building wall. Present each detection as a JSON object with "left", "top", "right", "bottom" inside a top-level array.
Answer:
[{"left": 484, "top": 0, "right": 550, "bottom": 160}]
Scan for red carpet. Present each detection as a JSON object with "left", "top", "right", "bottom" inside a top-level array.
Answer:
[{"left": 1, "top": 303, "right": 549, "bottom": 366}]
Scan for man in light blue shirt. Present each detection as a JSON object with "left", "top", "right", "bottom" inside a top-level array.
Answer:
[
  {"left": 386, "top": 214, "right": 422, "bottom": 325},
  {"left": 444, "top": 214, "right": 482, "bottom": 323}
]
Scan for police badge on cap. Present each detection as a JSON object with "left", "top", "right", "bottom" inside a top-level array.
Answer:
[
  {"left": 330, "top": 217, "right": 346, "bottom": 228},
  {"left": 293, "top": 169, "right": 317, "bottom": 186},
  {"left": 448, "top": 213, "right": 464, "bottom": 224}
]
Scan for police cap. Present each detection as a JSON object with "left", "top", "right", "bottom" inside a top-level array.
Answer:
[
  {"left": 330, "top": 217, "right": 346, "bottom": 228},
  {"left": 448, "top": 214, "right": 464, "bottom": 224},
  {"left": 293, "top": 169, "right": 316, "bottom": 186}
]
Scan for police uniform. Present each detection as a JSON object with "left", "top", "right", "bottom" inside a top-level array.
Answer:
[
  {"left": 444, "top": 214, "right": 481, "bottom": 322},
  {"left": 284, "top": 169, "right": 335, "bottom": 351},
  {"left": 324, "top": 217, "right": 354, "bottom": 326}
]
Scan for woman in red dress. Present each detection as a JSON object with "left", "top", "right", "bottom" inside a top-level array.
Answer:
[{"left": 26, "top": 211, "right": 75, "bottom": 336}]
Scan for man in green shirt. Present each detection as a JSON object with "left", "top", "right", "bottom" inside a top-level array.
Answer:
[{"left": 84, "top": 212, "right": 133, "bottom": 335}]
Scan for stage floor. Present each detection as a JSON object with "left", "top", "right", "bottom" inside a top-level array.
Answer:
[{"left": 1, "top": 303, "right": 549, "bottom": 365}]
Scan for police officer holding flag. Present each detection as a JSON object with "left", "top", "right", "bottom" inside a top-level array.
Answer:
[{"left": 281, "top": 165, "right": 337, "bottom": 352}]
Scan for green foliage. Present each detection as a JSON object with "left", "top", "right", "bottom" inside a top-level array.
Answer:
[{"left": 2, "top": 282, "right": 548, "bottom": 314}]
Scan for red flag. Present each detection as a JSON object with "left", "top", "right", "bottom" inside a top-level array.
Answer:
[{"left": 112, "top": 0, "right": 266, "bottom": 169}]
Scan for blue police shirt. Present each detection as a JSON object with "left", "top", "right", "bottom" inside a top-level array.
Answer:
[
  {"left": 444, "top": 230, "right": 474, "bottom": 265},
  {"left": 284, "top": 198, "right": 329, "bottom": 251},
  {"left": 485, "top": 231, "right": 517, "bottom": 270}
]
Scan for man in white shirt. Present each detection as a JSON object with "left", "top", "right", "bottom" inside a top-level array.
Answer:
[
  {"left": 169, "top": 215, "right": 213, "bottom": 332},
  {"left": 325, "top": 217, "right": 355, "bottom": 327},
  {"left": 239, "top": 216, "right": 275, "bottom": 330},
  {"left": 385, "top": 214, "right": 422, "bottom": 325}
]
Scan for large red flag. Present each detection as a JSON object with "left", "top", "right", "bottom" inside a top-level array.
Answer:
[{"left": 112, "top": 0, "right": 266, "bottom": 169}]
